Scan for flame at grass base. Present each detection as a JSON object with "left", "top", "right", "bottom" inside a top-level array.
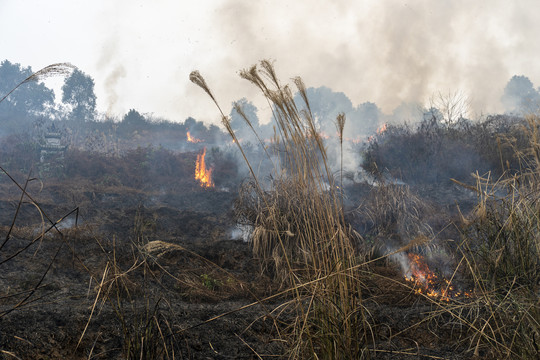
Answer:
[
  {"left": 195, "top": 147, "right": 214, "bottom": 188},
  {"left": 404, "top": 253, "right": 471, "bottom": 301}
]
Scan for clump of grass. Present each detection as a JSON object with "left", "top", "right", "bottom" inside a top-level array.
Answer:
[
  {"left": 78, "top": 239, "right": 176, "bottom": 360},
  {"left": 355, "top": 182, "right": 435, "bottom": 256},
  {"left": 453, "top": 114, "right": 540, "bottom": 358},
  {"left": 234, "top": 178, "right": 362, "bottom": 279},
  {"left": 191, "top": 61, "right": 371, "bottom": 359}
]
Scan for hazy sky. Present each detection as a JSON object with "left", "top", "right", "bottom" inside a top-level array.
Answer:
[{"left": 1, "top": 0, "right": 539, "bottom": 125}]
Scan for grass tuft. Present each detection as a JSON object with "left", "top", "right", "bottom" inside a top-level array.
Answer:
[{"left": 191, "top": 60, "right": 372, "bottom": 359}]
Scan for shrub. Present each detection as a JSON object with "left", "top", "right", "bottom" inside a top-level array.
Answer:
[
  {"left": 452, "top": 115, "right": 540, "bottom": 358},
  {"left": 363, "top": 115, "right": 528, "bottom": 185}
]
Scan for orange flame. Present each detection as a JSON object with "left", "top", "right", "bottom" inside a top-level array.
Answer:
[
  {"left": 195, "top": 147, "right": 214, "bottom": 188},
  {"left": 376, "top": 123, "right": 388, "bottom": 134},
  {"left": 187, "top": 131, "right": 203, "bottom": 143},
  {"left": 344, "top": 136, "right": 362, "bottom": 144},
  {"left": 319, "top": 131, "right": 331, "bottom": 140},
  {"left": 404, "top": 253, "right": 470, "bottom": 301}
]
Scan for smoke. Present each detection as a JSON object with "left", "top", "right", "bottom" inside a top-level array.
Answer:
[
  {"left": 104, "top": 65, "right": 127, "bottom": 114},
  {"left": 4, "top": 1, "right": 540, "bottom": 124},
  {"left": 230, "top": 224, "right": 253, "bottom": 242},
  {"left": 205, "top": 0, "right": 540, "bottom": 121},
  {"left": 95, "top": 34, "right": 128, "bottom": 115}
]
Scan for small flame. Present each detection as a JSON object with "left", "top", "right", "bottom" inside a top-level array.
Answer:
[
  {"left": 195, "top": 147, "right": 214, "bottom": 188},
  {"left": 366, "top": 123, "right": 389, "bottom": 142},
  {"left": 319, "top": 131, "right": 331, "bottom": 140},
  {"left": 187, "top": 131, "right": 203, "bottom": 143},
  {"left": 404, "top": 253, "right": 470, "bottom": 301},
  {"left": 344, "top": 136, "right": 363, "bottom": 144}
]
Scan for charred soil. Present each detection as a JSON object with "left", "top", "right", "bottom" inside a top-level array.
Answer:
[{"left": 0, "top": 177, "right": 515, "bottom": 359}]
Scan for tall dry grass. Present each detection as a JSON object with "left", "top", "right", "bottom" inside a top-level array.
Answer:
[
  {"left": 191, "top": 61, "right": 371, "bottom": 359},
  {"left": 450, "top": 114, "right": 540, "bottom": 358}
]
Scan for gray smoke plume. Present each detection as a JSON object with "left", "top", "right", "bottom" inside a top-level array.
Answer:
[
  {"left": 207, "top": 0, "right": 540, "bottom": 120},
  {"left": 104, "top": 65, "right": 127, "bottom": 114}
]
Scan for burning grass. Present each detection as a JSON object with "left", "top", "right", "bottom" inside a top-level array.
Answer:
[
  {"left": 404, "top": 252, "right": 472, "bottom": 301},
  {"left": 194, "top": 147, "right": 214, "bottom": 188},
  {"left": 186, "top": 131, "right": 203, "bottom": 143}
]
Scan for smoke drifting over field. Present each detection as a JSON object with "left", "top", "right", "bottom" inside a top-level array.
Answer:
[
  {"left": 197, "top": 0, "right": 540, "bottom": 123},
  {"left": 3, "top": 1, "right": 540, "bottom": 123}
]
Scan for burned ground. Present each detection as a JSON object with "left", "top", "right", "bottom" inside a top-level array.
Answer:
[
  {"left": 1, "top": 114, "right": 539, "bottom": 359},
  {"left": 0, "top": 169, "right": 496, "bottom": 360}
]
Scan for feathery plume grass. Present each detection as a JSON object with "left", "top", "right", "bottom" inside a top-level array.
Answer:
[
  {"left": 191, "top": 60, "right": 371, "bottom": 359},
  {"left": 0, "top": 63, "right": 76, "bottom": 105}
]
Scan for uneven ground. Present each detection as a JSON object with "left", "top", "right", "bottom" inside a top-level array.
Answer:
[{"left": 0, "top": 177, "right": 490, "bottom": 359}]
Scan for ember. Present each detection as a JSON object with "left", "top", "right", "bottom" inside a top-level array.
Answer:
[
  {"left": 195, "top": 147, "right": 214, "bottom": 188},
  {"left": 404, "top": 253, "right": 470, "bottom": 301},
  {"left": 187, "top": 131, "right": 203, "bottom": 143}
]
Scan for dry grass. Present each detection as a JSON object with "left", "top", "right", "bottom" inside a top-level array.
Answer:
[
  {"left": 447, "top": 115, "right": 540, "bottom": 358},
  {"left": 356, "top": 182, "right": 435, "bottom": 255},
  {"left": 192, "top": 60, "right": 371, "bottom": 359},
  {"left": 0, "top": 63, "right": 75, "bottom": 105},
  {"left": 191, "top": 60, "right": 540, "bottom": 359}
]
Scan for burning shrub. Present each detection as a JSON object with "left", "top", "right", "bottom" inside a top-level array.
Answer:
[{"left": 194, "top": 147, "right": 214, "bottom": 188}]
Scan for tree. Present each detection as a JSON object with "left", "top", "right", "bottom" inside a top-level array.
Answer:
[
  {"left": 391, "top": 101, "right": 423, "bottom": 124},
  {"left": 501, "top": 75, "right": 540, "bottom": 114},
  {"left": 422, "top": 107, "right": 444, "bottom": 124},
  {"left": 428, "top": 91, "right": 469, "bottom": 126},
  {"left": 0, "top": 60, "right": 55, "bottom": 117},
  {"left": 349, "top": 102, "right": 382, "bottom": 136},
  {"left": 62, "top": 69, "right": 96, "bottom": 122},
  {"left": 122, "top": 109, "right": 146, "bottom": 127},
  {"left": 293, "top": 86, "right": 354, "bottom": 135}
]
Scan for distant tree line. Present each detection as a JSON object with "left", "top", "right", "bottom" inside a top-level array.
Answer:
[
  {"left": 1, "top": 57, "right": 539, "bottom": 165},
  {"left": 0, "top": 59, "right": 230, "bottom": 152}
]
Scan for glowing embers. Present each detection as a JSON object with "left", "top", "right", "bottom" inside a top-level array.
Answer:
[
  {"left": 404, "top": 253, "right": 471, "bottom": 301},
  {"left": 195, "top": 147, "right": 214, "bottom": 188},
  {"left": 187, "top": 131, "right": 203, "bottom": 143}
]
